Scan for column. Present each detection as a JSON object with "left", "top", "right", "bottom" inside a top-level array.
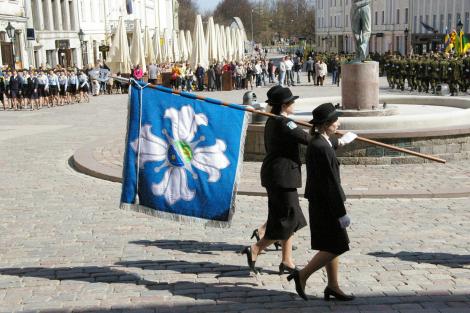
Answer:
[
  {"left": 34, "top": 0, "right": 44, "bottom": 30},
  {"left": 71, "top": 0, "right": 79, "bottom": 31},
  {"left": 24, "top": 0, "right": 34, "bottom": 69},
  {"left": 54, "top": 0, "right": 63, "bottom": 30},
  {"left": 45, "top": 0, "right": 54, "bottom": 30},
  {"left": 63, "top": 0, "right": 71, "bottom": 30}
]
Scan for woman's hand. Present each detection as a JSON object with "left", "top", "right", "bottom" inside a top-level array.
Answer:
[{"left": 338, "top": 215, "right": 351, "bottom": 228}]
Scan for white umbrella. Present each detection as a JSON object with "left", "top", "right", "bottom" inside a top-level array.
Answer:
[
  {"left": 143, "top": 26, "right": 155, "bottom": 65},
  {"left": 231, "top": 27, "right": 238, "bottom": 62},
  {"left": 106, "top": 16, "right": 131, "bottom": 74},
  {"left": 172, "top": 30, "right": 180, "bottom": 62},
  {"left": 235, "top": 28, "right": 244, "bottom": 62},
  {"left": 162, "top": 28, "right": 172, "bottom": 62},
  {"left": 214, "top": 24, "right": 223, "bottom": 63},
  {"left": 218, "top": 25, "right": 226, "bottom": 63},
  {"left": 205, "top": 16, "right": 217, "bottom": 64},
  {"left": 185, "top": 29, "right": 193, "bottom": 56},
  {"left": 225, "top": 26, "right": 233, "bottom": 62},
  {"left": 179, "top": 30, "right": 189, "bottom": 62},
  {"left": 190, "top": 14, "right": 208, "bottom": 69},
  {"left": 130, "top": 19, "right": 146, "bottom": 72},
  {"left": 153, "top": 27, "right": 162, "bottom": 63}
]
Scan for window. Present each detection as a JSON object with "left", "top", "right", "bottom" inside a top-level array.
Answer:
[
  {"left": 466, "top": 12, "right": 469, "bottom": 33},
  {"left": 405, "top": 8, "right": 409, "bottom": 23},
  {"left": 382, "top": 11, "right": 384, "bottom": 25},
  {"left": 419, "top": 16, "right": 423, "bottom": 33},
  {"left": 447, "top": 13, "right": 452, "bottom": 31},
  {"left": 433, "top": 15, "right": 437, "bottom": 29},
  {"left": 440, "top": 14, "right": 444, "bottom": 33},
  {"left": 457, "top": 13, "right": 461, "bottom": 25},
  {"left": 375, "top": 11, "right": 378, "bottom": 25},
  {"left": 425, "top": 15, "right": 429, "bottom": 26},
  {"left": 414, "top": 15, "right": 417, "bottom": 32},
  {"left": 346, "top": 14, "right": 349, "bottom": 27},
  {"left": 396, "top": 9, "right": 400, "bottom": 24}
]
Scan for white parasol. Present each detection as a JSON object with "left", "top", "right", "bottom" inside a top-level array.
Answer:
[
  {"left": 189, "top": 14, "right": 208, "bottom": 69},
  {"left": 179, "top": 30, "right": 189, "bottom": 62},
  {"left": 185, "top": 29, "right": 193, "bottom": 56},
  {"left": 205, "top": 16, "right": 217, "bottom": 64},
  {"left": 153, "top": 27, "right": 162, "bottom": 63},
  {"left": 172, "top": 30, "right": 180, "bottom": 62},
  {"left": 130, "top": 19, "right": 146, "bottom": 72},
  {"left": 143, "top": 26, "right": 155, "bottom": 65},
  {"left": 106, "top": 16, "right": 131, "bottom": 74}
]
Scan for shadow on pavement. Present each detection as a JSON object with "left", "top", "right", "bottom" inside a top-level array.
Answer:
[
  {"left": 115, "top": 259, "right": 252, "bottom": 277},
  {"left": 368, "top": 251, "right": 470, "bottom": 268},
  {"left": 129, "top": 239, "right": 246, "bottom": 255}
]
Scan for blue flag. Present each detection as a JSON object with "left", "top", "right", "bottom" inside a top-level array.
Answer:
[{"left": 121, "top": 83, "right": 248, "bottom": 227}]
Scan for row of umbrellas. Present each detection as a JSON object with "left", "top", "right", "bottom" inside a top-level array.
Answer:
[{"left": 106, "top": 15, "right": 246, "bottom": 74}]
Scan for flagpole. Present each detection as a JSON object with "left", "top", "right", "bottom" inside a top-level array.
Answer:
[{"left": 116, "top": 77, "right": 446, "bottom": 164}]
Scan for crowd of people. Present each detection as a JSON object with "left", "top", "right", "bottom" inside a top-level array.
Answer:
[
  {"left": 0, "top": 62, "right": 117, "bottom": 111},
  {"left": 2, "top": 48, "right": 469, "bottom": 111}
]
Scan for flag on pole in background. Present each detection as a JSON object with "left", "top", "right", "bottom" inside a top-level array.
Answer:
[
  {"left": 126, "top": 0, "right": 133, "bottom": 14},
  {"left": 455, "top": 29, "right": 470, "bottom": 55},
  {"left": 120, "top": 82, "right": 248, "bottom": 227}
]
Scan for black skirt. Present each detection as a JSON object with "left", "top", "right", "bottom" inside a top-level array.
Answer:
[
  {"left": 308, "top": 201, "right": 349, "bottom": 255},
  {"left": 264, "top": 187, "right": 307, "bottom": 241}
]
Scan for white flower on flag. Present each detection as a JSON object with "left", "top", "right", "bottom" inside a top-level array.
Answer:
[{"left": 131, "top": 106, "right": 230, "bottom": 205}]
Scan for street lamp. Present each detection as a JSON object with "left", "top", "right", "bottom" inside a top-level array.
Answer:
[
  {"left": 5, "top": 22, "right": 16, "bottom": 69},
  {"left": 78, "top": 28, "right": 85, "bottom": 67},
  {"left": 404, "top": 27, "right": 409, "bottom": 56}
]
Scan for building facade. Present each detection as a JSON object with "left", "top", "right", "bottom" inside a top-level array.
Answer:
[
  {"left": 0, "top": 0, "right": 177, "bottom": 69},
  {"left": 0, "top": 0, "right": 30, "bottom": 69},
  {"left": 315, "top": 0, "right": 470, "bottom": 55}
]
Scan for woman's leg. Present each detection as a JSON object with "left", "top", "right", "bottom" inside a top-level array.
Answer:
[
  {"left": 298, "top": 251, "right": 337, "bottom": 288},
  {"left": 280, "top": 235, "right": 295, "bottom": 268}
]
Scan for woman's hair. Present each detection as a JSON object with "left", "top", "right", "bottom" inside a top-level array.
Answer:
[
  {"left": 309, "top": 117, "right": 338, "bottom": 135},
  {"left": 270, "top": 100, "right": 294, "bottom": 115}
]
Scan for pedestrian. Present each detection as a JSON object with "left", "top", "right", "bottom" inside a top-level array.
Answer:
[
  {"left": 147, "top": 62, "right": 158, "bottom": 84},
  {"left": 317, "top": 59, "right": 328, "bottom": 86},
  {"left": 278, "top": 57, "right": 287, "bottom": 87},
  {"left": 9, "top": 70, "right": 21, "bottom": 110},
  {"left": 242, "top": 86, "right": 310, "bottom": 275},
  {"left": 306, "top": 57, "right": 315, "bottom": 83},
  {"left": 195, "top": 64, "right": 205, "bottom": 91},
  {"left": 287, "top": 103, "right": 355, "bottom": 302},
  {"left": 293, "top": 55, "right": 302, "bottom": 84},
  {"left": 331, "top": 56, "right": 340, "bottom": 85},
  {"left": 285, "top": 56, "right": 294, "bottom": 86}
]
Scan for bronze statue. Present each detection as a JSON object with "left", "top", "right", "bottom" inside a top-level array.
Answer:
[{"left": 350, "top": 0, "right": 371, "bottom": 63}]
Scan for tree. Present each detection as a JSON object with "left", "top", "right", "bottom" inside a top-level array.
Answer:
[
  {"left": 178, "top": 0, "right": 198, "bottom": 31},
  {"left": 213, "top": 0, "right": 253, "bottom": 32}
]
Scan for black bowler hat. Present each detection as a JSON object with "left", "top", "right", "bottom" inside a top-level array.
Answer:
[
  {"left": 309, "top": 103, "right": 341, "bottom": 124},
  {"left": 269, "top": 87, "right": 299, "bottom": 106},
  {"left": 265, "top": 85, "right": 283, "bottom": 103}
]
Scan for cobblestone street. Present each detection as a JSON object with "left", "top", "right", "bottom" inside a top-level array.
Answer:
[{"left": 0, "top": 81, "right": 469, "bottom": 312}]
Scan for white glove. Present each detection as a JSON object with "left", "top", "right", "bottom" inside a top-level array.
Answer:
[
  {"left": 339, "top": 132, "right": 358, "bottom": 146},
  {"left": 338, "top": 215, "right": 351, "bottom": 229}
]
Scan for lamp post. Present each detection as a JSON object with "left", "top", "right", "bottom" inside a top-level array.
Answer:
[
  {"left": 250, "top": 9, "right": 254, "bottom": 45},
  {"left": 404, "top": 27, "right": 409, "bottom": 56},
  {"left": 78, "top": 28, "right": 85, "bottom": 67},
  {"left": 5, "top": 22, "right": 16, "bottom": 69}
]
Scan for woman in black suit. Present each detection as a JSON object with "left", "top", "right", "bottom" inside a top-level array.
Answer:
[
  {"left": 242, "top": 87, "right": 310, "bottom": 274},
  {"left": 287, "top": 102, "right": 356, "bottom": 301}
]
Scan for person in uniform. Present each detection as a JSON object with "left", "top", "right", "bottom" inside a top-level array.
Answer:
[
  {"left": 448, "top": 54, "right": 461, "bottom": 96},
  {"left": 463, "top": 51, "right": 470, "bottom": 93},
  {"left": 440, "top": 53, "right": 451, "bottom": 94},
  {"left": 287, "top": 103, "right": 355, "bottom": 302},
  {"left": 429, "top": 54, "right": 440, "bottom": 94},
  {"left": 242, "top": 87, "right": 309, "bottom": 275}
]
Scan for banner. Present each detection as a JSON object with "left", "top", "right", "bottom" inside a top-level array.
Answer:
[{"left": 120, "top": 82, "right": 248, "bottom": 227}]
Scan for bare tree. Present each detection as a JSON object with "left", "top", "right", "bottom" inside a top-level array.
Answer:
[{"left": 178, "top": 0, "right": 198, "bottom": 31}]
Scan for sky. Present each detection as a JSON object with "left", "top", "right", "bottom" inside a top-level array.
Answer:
[{"left": 196, "top": 0, "right": 223, "bottom": 13}]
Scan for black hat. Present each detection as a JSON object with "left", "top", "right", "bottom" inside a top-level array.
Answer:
[
  {"left": 269, "top": 87, "right": 299, "bottom": 106},
  {"left": 265, "top": 85, "right": 283, "bottom": 103},
  {"left": 309, "top": 103, "right": 341, "bottom": 124}
]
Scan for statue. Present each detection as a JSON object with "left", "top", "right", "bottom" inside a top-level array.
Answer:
[{"left": 350, "top": 0, "right": 371, "bottom": 63}]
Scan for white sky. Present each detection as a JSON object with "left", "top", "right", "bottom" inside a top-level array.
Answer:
[{"left": 196, "top": 0, "right": 223, "bottom": 13}]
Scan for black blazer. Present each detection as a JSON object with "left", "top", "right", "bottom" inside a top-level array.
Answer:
[
  {"left": 261, "top": 116, "right": 310, "bottom": 189},
  {"left": 304, "top": 133, "right": 346, "bottom": 219},
  {"left": 9, "top": 76, "right": 21, "bottom": 91}
]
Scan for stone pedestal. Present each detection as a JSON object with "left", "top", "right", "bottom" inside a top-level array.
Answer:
[{"left": 341, "top": 61, "right": 379, "bottom": 110}]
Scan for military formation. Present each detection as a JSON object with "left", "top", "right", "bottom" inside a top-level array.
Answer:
[{"left": 384, "top": 51, "right": 470, "bottom": 96}]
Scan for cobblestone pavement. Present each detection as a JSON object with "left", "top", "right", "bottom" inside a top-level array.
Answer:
[{"left": 0, "top": 77, "right": 469, "bottom": 312}]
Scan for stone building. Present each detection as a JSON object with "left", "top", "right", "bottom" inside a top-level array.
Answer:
[
  {"left": 0, "top": 0, "right": 177, "bottom": 69},
  {"left": 315, "top": 0, "right": 470, "bottom": 55},
  {"left": 0, "top": 0, "right": 30, "bottom": 69}
]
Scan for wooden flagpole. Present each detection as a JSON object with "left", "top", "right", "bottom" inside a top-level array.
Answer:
[{"left": 119, "top": 78, "right": 446, "bottom": 164}]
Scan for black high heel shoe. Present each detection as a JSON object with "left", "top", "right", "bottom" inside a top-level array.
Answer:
[
  {"left": 241, "top": 246, "right": 258, "bottom": 274},
  {"left": 324, "top": 286, "right": 355, "bottom": 301},
  {"left": 286, "top": 269, "right": 308, "bottom": 301},
  {"left": 279, "top": 263, "right": 297, "bottom": 275},
  {"left": 273, "top": 242, "right": 297, "bottom": 251},
  {"left": 250, "top": 229, "right": 261, "bottom": 241}
]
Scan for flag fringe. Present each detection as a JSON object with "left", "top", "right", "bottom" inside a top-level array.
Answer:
[{"left": 119, "top": 202, "right": 233, "bottom": 228}]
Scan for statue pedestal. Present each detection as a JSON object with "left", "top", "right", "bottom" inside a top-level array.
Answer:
[{"left": 341, "top": 61, "right": 379, "bottom": 110}]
